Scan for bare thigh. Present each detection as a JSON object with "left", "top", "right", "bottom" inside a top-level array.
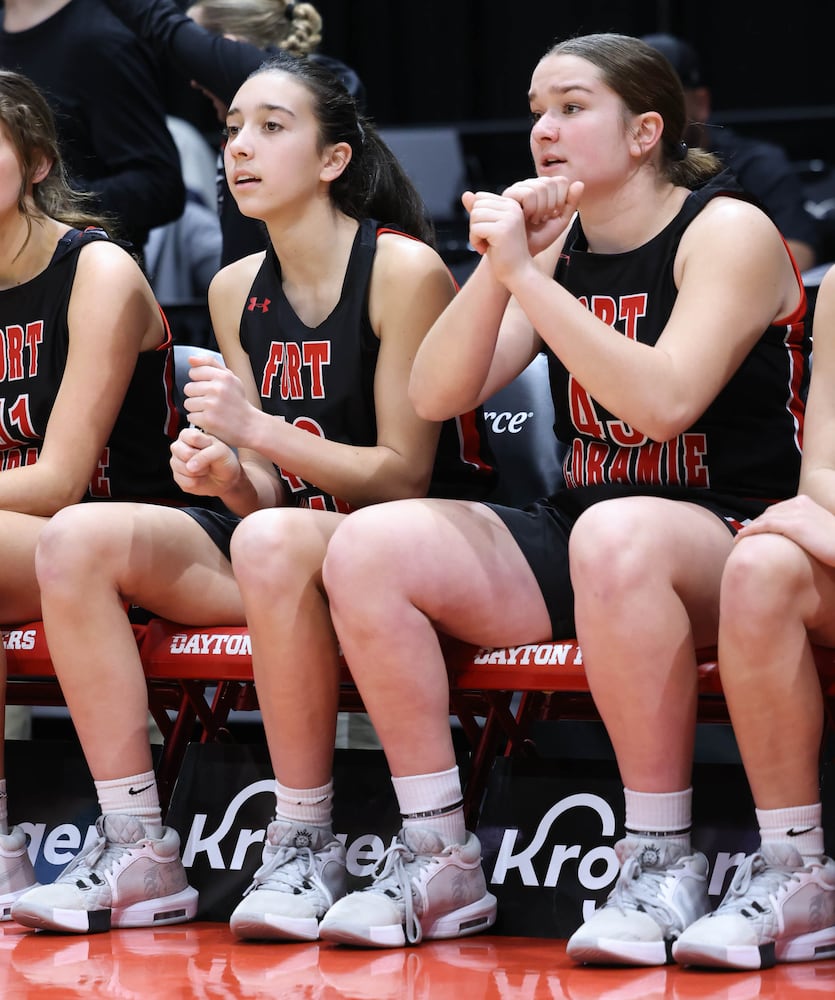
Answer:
[
  {"left": 37, "top": 502, "right": 244, "bottom": 625},
  {"left": 570, "top": 496, "right": 738, "bottom": 646},
  {"left": 0, "top": 510, "right": 51, "bottom": 622},
  {"left": 325, "top": 497, "right": 553, "bottom": 646}
]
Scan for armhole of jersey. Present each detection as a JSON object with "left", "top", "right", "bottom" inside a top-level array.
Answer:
[{"left": 156, "top": 305, "right": 174, "bottom": 351}]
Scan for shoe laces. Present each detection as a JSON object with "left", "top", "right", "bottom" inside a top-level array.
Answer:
[
  {"left": 608, "top": 855, "right": 685, "bottom": 935},
  {"left": 714, "top": 852, "right": 800, "bottom": 918},
  {"left": 58, "top": 833, "right": 132, "bottom": 885},
  {"left": 245, "top": 844, "right": 327, "bottom": 901},
  {"left": 366, "top": 839, "right": 426, "bottom": 946}
]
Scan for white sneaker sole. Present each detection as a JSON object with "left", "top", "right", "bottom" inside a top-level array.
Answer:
[
  {"left": 0, "top": 882, "right": 40, "bottom": 921},
  {"left": 320, "top": 892, "right": 498, "bottom": 948},
  {"left": 230, "top": 909, "right": 320, "bottom": 942},
  {"left": 12, "top": 885, "right": 199, "bottom": 934},
  {"left": 674, "top": 924, "right": 835, "bottom": 970},
  {"left": 567, "top": 935, "right": 674, "bottom": 967}
]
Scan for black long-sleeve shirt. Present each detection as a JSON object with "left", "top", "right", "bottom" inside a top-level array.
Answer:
[
  {"left": 0, "top": 0, "right": 185, "bottom": 254},
  {"left": 101, "top": 0, "right": 366, "bottom": 266}
]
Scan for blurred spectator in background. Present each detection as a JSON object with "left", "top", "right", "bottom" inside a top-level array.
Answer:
[
  {"left": 102, "top": 0, "right": 366, "bottom": 266},
  {"left": 643, "top": 33, "right": 820, "bottom": 271},
  {"left": 143, "top": 116, "right": 222, "bottom": 348},
  {"left": 0, "top": 0, "right": 185, "bottom": 259}
]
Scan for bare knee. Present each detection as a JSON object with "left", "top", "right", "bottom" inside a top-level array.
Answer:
[
  {"left": 569, "top": 501, "right": 657, "bottom": 604},
  {"left": 322, "top": 505, "right": 403, "bottom": 610},
  {"left": 721, "top": 533, "right": 808, "bottom": 626},
  {"left": 36, "top": 505, "right": 116, "bottom": 594},
  {"left": 231, "top": 509, "right": 327, "bottom": 599}
]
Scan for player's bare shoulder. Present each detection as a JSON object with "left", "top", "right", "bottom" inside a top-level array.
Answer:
[
  {"left": 71, "top": 237, "right": 157, "bottom": 320},
  {"left": 689, "top": 194, "right": 784, "bottom": 254},
  {"left": 374, "top": 229, "right": 453, "bottom": 285},
  {"left": 370, "top": 230, "right": 457, "bottom": 335},
  {"left": 675, "top": 193, "right": 790, "bottom": 290},
  {"left": 73, "top": 236, "right": 145, "bottom": 287},
  {"left": 209, "top": 249, "right": 267, "bottom": 318}
]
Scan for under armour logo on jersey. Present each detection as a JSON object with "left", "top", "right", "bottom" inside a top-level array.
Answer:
[{"left": 247, "top": 297, "right": 271, "bottom": 313}]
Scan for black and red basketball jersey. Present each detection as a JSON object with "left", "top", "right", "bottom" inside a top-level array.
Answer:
[
  {"left": 239, "top": 218, "right": 495, "bottom": 512},
  {"left": 549, "top": 170, "right": 809, "bottom": 502},
  {"left": 0, "top": 227, "right": 187, "bottom": 503}
]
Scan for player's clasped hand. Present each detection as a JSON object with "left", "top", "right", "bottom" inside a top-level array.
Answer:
[
  {"left": 462, "top": 177, "right": 583, "bottom": 284},
  {"left": 182, "top": 353, "right": 253, "bottom": 448},
  {"left": 503, "top": 176, "right": 584, "bottom": 230},
  {"left": 170, "top": 426, "right": 241, "bottom": 497}
]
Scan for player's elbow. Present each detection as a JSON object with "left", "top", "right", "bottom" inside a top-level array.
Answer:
[
  {"left": 633, "top": 396, "right": 701, "bottom": 444},
  {"left": 409, "top": 376, "right": 468, "bottom": 424}
]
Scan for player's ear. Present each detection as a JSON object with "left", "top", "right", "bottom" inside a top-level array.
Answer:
[
  {"left": 629, "top": 112, "right": 663, "bottom": 158},
  {"left": 321, "top": 141, "right": 352, "bottom": 183},
  {"left": 31, "top": 153, "right": 53, "bottom": 186}
]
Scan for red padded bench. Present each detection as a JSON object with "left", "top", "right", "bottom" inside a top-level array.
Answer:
[
  {"left": 147, "top": 627, "right": 835, "bottom": 826},
  {"left": 6, "top": 618, "right": 835, "bottom": 826}
]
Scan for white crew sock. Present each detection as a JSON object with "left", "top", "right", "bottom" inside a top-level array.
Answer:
[
  {"left": 392, "top": 765, "right": 466, "bottom": 847},
  {"left": 94, "top": 771, "right": 163, "bottom": 837},
  {"left": 275, "top": 779, "right": 333, "bottom": 829},
  {"left": 756, "top": 802, "right": 824, "bottom": 863},
  {"left": 624, "top": 786, "right": 692, "bottom": 852}
]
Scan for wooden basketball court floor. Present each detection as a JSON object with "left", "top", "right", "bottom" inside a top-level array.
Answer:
[{"left": 1, "top": 920, "right": 833, "bottom": 999}]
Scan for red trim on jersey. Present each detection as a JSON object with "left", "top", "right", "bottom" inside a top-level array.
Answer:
[
  {"left": 457, "top": 410, "right": 494, "bottom": 472},
  {"left": 157, "top": 305, "right": 180, "bottom": 438},
  {"left": 784, "top": 314, "right": 807, "bottom": 453},
  {"left": 774, "top": 239, "right": 809, "bottom": 454},
  {"left": 156, "top": 305, "right": 174, "bottom": 352}
]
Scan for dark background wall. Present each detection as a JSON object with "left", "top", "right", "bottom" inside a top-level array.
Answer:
[
  {"left": 313, "top": 1, "right": 830, "bottom": 126},
  {"left": 308, "top": 0, "right": 834, "bottom": 187}
]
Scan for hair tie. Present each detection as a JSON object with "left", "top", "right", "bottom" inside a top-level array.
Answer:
[
  {"left": 672, "top": 140, "right": 688, "bottom": 161},
  {"left": 285, "top": 2, "right": 296, "bottom": 19}
]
